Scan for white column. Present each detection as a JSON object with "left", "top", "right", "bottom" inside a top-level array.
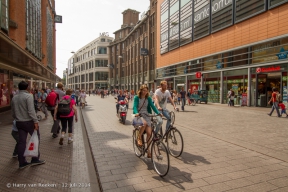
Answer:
[
  {"left": 247, "top": 67, "right": 251, "bottom": 107},
  {"left": 200, "top": 75, "right": 204, "bottom": 90},
  {"left": 185, "top": 75, "right": 188, "bottom": 91}
]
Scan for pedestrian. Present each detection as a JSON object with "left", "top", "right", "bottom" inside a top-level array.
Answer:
[
  {"left": 39, "top": 88, "right": 49, "bottom": 120},
  {"left": 75, "top": 88, "right": 80, "bottom": 106},
  {"left": 54, "top": 89, "right": 78, "bottom": 145},
  {"left": 80, "top": 90, "right": 86, "bottom": 108},
  {"left": 173, "top": 90, "right": 178, "bottom": 105},
  {"left": 268, "top": 87, "right": 281, "bottom": 117},
  {"left": 51, "top": 83, "right": 66, "bottom": 138},
  {"left": 180, "top": 87, "right": 186, "bottom": 111},
  {"left": 278, "top": 101, "right": 288, "bottom": 117},
  {"left": 11, "top": 120, "right": 19, "bottom": 158},
  {"left": 11, "top": 81, "right": 45, "bottom": 169},
  {"left": 227, "top": 89, "right": 235, "bottom": 107},
  {"left": 187, "top": 89, "right": 191, "bottom": 105},
  {"left": 88, "top": 90, "right": 91, "bottom": 96}
]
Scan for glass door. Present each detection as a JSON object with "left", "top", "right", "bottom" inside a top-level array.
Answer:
[{"left": 256, "top": 74, "right": 267, "bottom": 107}]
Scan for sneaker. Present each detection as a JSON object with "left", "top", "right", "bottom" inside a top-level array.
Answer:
[
  {"left": 30, "top": 160, "right": 46, "bottom": 166},
  {"left": 12, "top": 153, "right": 18, "bottom": 158},
  {"left": 68, "top": 139, "right": 73, "bottom": 144},
  {"left": 59, "top": 137, "right": 64, "bottom": 145},
  {"left": 267, "top": 113, "right": 271, "bottom": 116},
  {"left": 19, "top": 162, "right": 30, "bottom": 169},
  {"left": 52, "top": 134, "right": 58, "bottom": 138}
]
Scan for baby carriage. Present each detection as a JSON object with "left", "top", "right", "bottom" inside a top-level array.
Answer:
[{"left": 34, "top": 102, "right": 43, "bottom": 121}]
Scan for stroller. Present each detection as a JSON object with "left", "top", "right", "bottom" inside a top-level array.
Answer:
[{"left": 34, "top": 102, "right": 44, "bottom": 121}]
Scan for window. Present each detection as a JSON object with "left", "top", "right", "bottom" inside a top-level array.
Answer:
[
  {"left": 180, "top": 0, "right": 192, "bottom": 46},
  {"left": 107, "top": 39, "right": 112, "bottom": 42},
  {"left": 46, "top": 6, "right": 53, "bottom": 69},
  {"left": 89, "top": 73, "right": 93, "bottom": 81},
  {"left": 95, "top": 60, "right": 108, "bottom": 67},
  {"left": 26, "top": 0, "right": 42, "bottom": 59},
  {"left": 194, "top": 0, "right": 210, "bottom": 40},
  {"left": 101, "top": 38, "right": 105, "bottom": 42},
  {"left": 235, "top": 0, "right": 266, "bottom": 23},
  {"left": 98, "top": 47, "right": 107, "bottom": 54},
  {"left": 211, "top": 0, "right": 233, "bottom": 33},
  {"left": 169, "top": 0, "right": 180, "bottom": 50},
  {"left": 95, "top": 72, "right": 108, "bottom": 81},
  {"left": 160, "top": 0, "right": 169, "bottom": 54},
  {"left": 1, "top": 0, "right": 9, "bottom": 31}
]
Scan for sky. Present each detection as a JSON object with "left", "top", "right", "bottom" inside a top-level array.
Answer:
[{"left": 55, "top": 0, "right": 150, "bottom": 78}]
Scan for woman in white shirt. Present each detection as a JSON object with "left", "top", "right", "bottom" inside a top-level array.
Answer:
[{"left": 80, "top": 90, "right": 86, "bottom": 108}]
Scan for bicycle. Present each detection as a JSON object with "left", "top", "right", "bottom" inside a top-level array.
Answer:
[
  {"left": 132, "top": 114, "right": 170, "bottom": 177},
  {"left": 158, "top": 109, "right": 184, "bottom": 158}
]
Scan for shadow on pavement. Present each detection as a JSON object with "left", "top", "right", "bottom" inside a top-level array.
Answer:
[{"left": 177, "top": 151, "right": 211, "bottom": 165}]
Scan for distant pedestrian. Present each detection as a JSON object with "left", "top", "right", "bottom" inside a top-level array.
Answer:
[
  {"left": 54, "top": 89, "right": 78, "bottom": 145},
  {"left": 268, "top": 87, "right": 281, "bottom": 117},
  {"left": 11, "top": 81, "right": 45, "bottom": 169},
  {"left": 11, "top": 120, "right": 19, "bottom": 158},
  {"left": 39, "top": 88, "right": 48, "bottom": 120},
  {"left": 88, "top": 90, "right": 91, "bottom": 96},
  {"left": 227, "top": 89, "right": 235, "bottom": 107},
  {"left": 75, "top": 88, "right": 80, "bottom": 106},
  {"left": 278, "top": 101, "right": 288, "bottom": 117},
  {"left": 180, "top": 87, "right": 186, "bottom": 111}
]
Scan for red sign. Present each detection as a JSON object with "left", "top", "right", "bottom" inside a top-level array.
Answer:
[
  {"left": 256, "top": 66, "right": 281, "bottom": 73},
  {"left": 196, "top": 72, "right": 202, "bottom": 78}
]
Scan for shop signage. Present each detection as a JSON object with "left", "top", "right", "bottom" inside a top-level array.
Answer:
[
  {"left": 242, "top": 93, "right": 247, "bottom": 106},
  {"left": 140, "top": 48, "right": 148, "bottom": 56},
  {"left": 256, "top": 66, "right": 281, "bottom": 73},
  {"left": 276, "top": 47, "right": 288, "bottom": 60},
  {"left": 196, "top": 72, "right": 202, "bottom": 78},
  {"left": 216, "top": 61, "right": 222, "bottom": 69}
]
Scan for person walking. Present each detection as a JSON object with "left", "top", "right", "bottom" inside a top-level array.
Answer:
[
  {"left": 39, "top": 88, "right": 49, "bottom": 120},
  {"left": 51, "top": 83, "right": 66, "bottom": 138},
  {"left": 268, "top": 87, "right": 281, "bottom": 117},
  {"left": 54, "top": 89, "right": 78, "bottom": 145},
  {"left": 278, "top": 101, "right": 288, "bottom": 117},
  {"left": 11, "top": 120, "right": 19, "bottom": 158},
  {"left": 80, "top": 90, "right": 87, "bottom": 108},
  {"left": 75, "top": 88, "right": 80, "bottom": 106},
  {"left": 179, "top": 87, "right": 186, "bottom": 111},
  {"left": 11, "top": 81, "right": 45, "bottom": 169}
]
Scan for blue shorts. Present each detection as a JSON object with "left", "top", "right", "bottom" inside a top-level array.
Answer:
[{"left": 281, "top": 109, "right": 286, "bottom": 114}]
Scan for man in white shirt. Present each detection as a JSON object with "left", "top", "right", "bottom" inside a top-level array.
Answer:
[{"left": 154, "top": 81, "right": 177, "bottom": 134}]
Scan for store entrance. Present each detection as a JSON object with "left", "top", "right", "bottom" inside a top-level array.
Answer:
[{"left": 257, "top": 72, "right": 281, "bottom": 107}]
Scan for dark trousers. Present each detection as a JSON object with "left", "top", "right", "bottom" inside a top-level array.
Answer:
[
  {"left": 60, "top": 116, "right": 74, "bottom": 133},
  {"left": 11, "top": 130, "right": 19, "bottom": 155},
  {"left": 50, "top": 110, "right": 61, "bottom": 134},
  {"left": 75, "top": 96, "right": 79, "bottom": 106},
  {"left": 16, "top": 121, "right": 40, "bottom": 166}
]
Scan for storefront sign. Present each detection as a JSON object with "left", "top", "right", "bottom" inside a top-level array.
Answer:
[
  {"left": 276, "top": 47, "right": 288, "bottom": 60},
  {"left": 242, "top": 93, "right": 247, "bottom": 106},
  {"left": 196, "top": 72, "right": 202, "bottom": 78},
  {"left": 256, "top": 66, "right": 281, "bottom": 73},
  {"left": 232, "top": 84, "right": 238, "bottom": 90}
]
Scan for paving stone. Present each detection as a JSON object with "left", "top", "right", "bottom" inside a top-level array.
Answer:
[
  {"left": 133, "top": 181, "right": 164, "bottom": 191},
  {"left": 200, "top": 183, "right": 232, "bottom": 192},
  {"left": 203, "top": 174, "right": 232, "bottom": 184},
  {"left": 267, "top": 177, "right": 288, "bottom": 188}
]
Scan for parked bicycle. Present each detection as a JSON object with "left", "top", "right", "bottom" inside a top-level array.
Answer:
[
  {"left": 158, "top": 109, "right": 184, "bottom": 158},
  {"left": 132, "top": 113, "right": 170, "bottom": 177}
]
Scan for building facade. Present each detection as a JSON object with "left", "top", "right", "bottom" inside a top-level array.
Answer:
[
  {"left": 0, "top": 0, "right": 60, "bottom": 112},
  {"left": 67, "top": 35, "right": 113, "bottom": 90},
  {"left": 108, "top": 0, "right": 157, "bottom": 91},
  {"left": 157, "top": 0, "right": 288, "bottom": 107}
]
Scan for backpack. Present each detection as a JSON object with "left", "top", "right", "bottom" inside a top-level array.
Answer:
[
  {"left": 276, "top": 93, "right": 282, "bottom": 102},
  {"left": 58, "top": 98, "right": 72, "bottom": 116},
  {"left": 45, "top": 91, "right": 58, "bottom": 111}
]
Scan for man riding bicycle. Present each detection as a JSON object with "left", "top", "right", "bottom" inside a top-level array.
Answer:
[{"left": 154, "top": 81, "right": 177, "bottom": 134}]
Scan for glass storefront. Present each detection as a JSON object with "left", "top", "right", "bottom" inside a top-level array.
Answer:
[
  {"left": 0, "top": 69, "right": 11, "bottom": 108},
  {"left": 203, "top": 72, "right": 220, "bottom": 103},
  {"left": 187, "top": 75, "right": 201, "bottom": 93}
]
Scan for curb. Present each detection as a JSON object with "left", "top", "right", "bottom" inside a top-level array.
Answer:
[{"left": 80, "top": 107, "right": 103, "bottom": 192}]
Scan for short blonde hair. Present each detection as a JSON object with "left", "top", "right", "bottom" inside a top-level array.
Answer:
[
  {"left": 137, "top": 84, "right": 149, "bottom": 98},
  {"left": 57, "top": 82, "right": 63, "bottom": 88},
  {"left": 160, "top": 81, "right": 167, "bottom": 86}
]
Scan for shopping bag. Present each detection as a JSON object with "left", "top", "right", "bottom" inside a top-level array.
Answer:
[
  {"left": 24, "top": 130, "right": 39, "bottom": 157},
  {"left": 132, "top": 117, "right": 143, "bottom": 126}
]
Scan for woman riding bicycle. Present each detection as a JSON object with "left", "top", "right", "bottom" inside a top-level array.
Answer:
[{"left": 133, "top": 84, "right": 161, "bottom": 158}]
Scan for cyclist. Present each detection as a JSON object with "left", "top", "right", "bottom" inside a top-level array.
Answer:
[{"left": 154, "top": 81, "right": 177, "bottom": 134}]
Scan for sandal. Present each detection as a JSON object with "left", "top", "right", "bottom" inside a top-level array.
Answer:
[{"left": 137, "top": 137, "right": 142, "bottom": 146}]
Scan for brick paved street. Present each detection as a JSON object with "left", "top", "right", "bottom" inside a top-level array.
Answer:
[
  {"left": 0, "top": 108, "right": 99, "bottom": 192},
  {"left": 82, "top": 95, "right": 288, "bottom": 192}
]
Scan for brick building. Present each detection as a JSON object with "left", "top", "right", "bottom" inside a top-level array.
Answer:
[
  {"left": 108, "top": 0, "right": 157, "bottom": 91},
  {"left": 0, "top": 0, "right": 60, "bottom": 112},
  {"left": 157, "top": 0, "right": 288, "bottom": 107}
]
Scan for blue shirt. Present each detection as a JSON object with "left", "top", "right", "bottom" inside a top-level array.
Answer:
[{"left": 117, "top": 95, "right": 126, "bottom": 101}]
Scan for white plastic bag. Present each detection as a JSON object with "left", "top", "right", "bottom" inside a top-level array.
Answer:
[{"left": 24, "top": 130, "right": 39, "bottom": 157}]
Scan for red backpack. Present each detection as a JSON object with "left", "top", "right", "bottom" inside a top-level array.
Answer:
[{"left": 45, "top": 91, "right": 58, "bottom": 110}]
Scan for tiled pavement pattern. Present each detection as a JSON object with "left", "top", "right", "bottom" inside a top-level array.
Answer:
[
  {"left": 82, "top": 95, "right": 288, "bottom": 192},
  {"left": 0, "top": 109, "right": 86, "bottom": 192}
]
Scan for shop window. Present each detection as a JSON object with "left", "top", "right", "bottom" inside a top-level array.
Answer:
[
  {"left": 203, "top": 72, "right": 220, "bottom": 103},
  {"left": 193, "top": 0, "right": 210, "bottom": 40},
  {"left": 0, "top": 70, "right": 10, "bottom": 108},
  {"left": 211, "top": 0, "right": 233, "bottom": 33},
  {"left": 235, "top": 0, "right": 266, "bottom": 23}
]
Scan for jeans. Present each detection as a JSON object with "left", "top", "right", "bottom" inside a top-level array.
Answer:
[
  {"left": 11, "top": 130, "right": 19, "bottom": 155},
  {"left": 75, "top": 96, "right": 79, "bottom": 105},
  {"left": 16, "top": 121, "right": 40, "bottom": 166},
  {"left": 269, "top": 102, "right": 281, "bottom": 117},
  {"left": 181, "top": 98, "right": 186, "bottom": 109},
  {"left": 155, "top": 109, "right": 171, "bottom": 134},
  {"left": 60, "top": 116, "right": 74, "bottom": 133}
]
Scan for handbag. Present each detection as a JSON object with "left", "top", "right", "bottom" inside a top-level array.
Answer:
[
  {"left": 132, "top": 98, "right": 146, "bottom": 126},
  {"left": 24, "top": 130, "right": 39, "bottom": 157}
]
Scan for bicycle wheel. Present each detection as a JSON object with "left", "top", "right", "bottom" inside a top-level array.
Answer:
[
  {"left": 170, "top": 111, "right": 175, "bottom": 125},
  {"left": 151, "top": 140, "right": 170, "bottom": 177},
  {"left": 167, "top": 128, "right": 184, "bottom": 157},
  {"left": 133, "top": 129, "right": 142, "bottom": 157}
]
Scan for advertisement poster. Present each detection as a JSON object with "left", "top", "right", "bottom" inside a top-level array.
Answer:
[
  {"left": 209, "top": 85, "right": 214, "bottom": 91},
  {"left": 242, "top": 93, "right": 247, "bottom": 106},
  {"left": 190, "top": 85, "right": 199, "bottom": 94}
]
